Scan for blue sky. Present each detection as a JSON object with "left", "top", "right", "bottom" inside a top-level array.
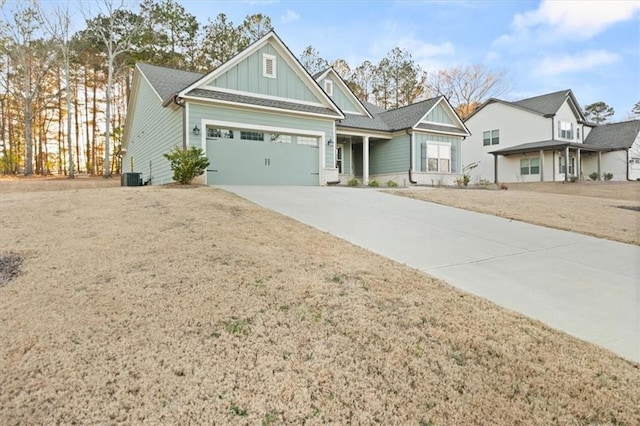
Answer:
[
  {"left": 23, "top": 0, "right": 640, "bottom": 120},
  {"left": 177, "top": 0, "right": 640, "bottom": 121}
]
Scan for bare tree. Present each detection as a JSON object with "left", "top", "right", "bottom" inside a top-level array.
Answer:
[
  {"left": 42, "top": 1, "right": 75, "bottom": 177},
  {"left": 82, "top": 0, "right": 144, "bottom": 178},
  {"left": 425, "top": 65, "right": 508, "bottom": 118},
  {"left": 1, "top": 1, "right": 58, "bottom": 175}
]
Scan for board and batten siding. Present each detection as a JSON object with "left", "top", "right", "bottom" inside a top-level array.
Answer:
[
  {"left": 207, "top": 44, "right": 319, "bottom": 104},
  {"left": 413, "top": 133, "right": 462, "bottom": 173},
  {"left": 424, "top": 104, "right": 455, "bottom": 125},
  {"left": 370, "top": 135, "right": 410, "bottom": 175},
  {"left": 123, "top": 75, "right": 183, "bottom": 185},
  {"left": 322, "top": 78, "right": 362, "bottom": 113},
  {"left": 188, "top": 102, "right": 335, "bottom": 168}
]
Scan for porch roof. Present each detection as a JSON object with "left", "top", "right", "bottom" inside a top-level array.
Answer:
[
  {"left": 337, "top": 113, "right": 392, "bottom": 131},
  {"left": 490, "top": 140, "right": 605, "bottom": 156}
]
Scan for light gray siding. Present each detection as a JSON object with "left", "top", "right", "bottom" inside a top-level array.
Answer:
[
  {"left": 123, "top": 75, "right": 183, "bottom": 185},
  {"left": 323, "top": 77, "right": 362, "bottom": 113},
  {"left": 370, "top": 135, "right": 409, "bottom": 174},
  {"left": 424, "top": 103, "right": 455, "bottom": 125},
  {"left": 207, "top": 44, "right": 319, "bottom": 104}
]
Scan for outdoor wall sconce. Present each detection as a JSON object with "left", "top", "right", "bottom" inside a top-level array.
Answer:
[
  {"left": 192, "top": 125, "right": 200, "bottom": 136},
  {"left": 327, "top": 138, "right": 333, "bottom": 145}
]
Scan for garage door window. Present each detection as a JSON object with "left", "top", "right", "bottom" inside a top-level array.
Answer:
[
  {"left": 297, "top": 136, "right": 318, "bottom": 146},
  {"left": 241, "top": 131, "right": 264, "bottom": 141},
  {"left": 207, "top": 128, "right": 234, "bottom": 139},
  {"left": 271, "top": 134, "right": 292, "bottom": 144}
]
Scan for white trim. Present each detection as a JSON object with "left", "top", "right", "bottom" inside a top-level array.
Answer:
[
  {"left": 181, "top": 95, "right": 341, "bottom": 120},
  {"left": 202, "top": 86, "right": 326, "bottom": 108},
  {"left": 336, "top": 128, "right": 392, "bottom": 139},
  {"left": 342, "top": 109, "right": 367, "bottom": 115},
  {"left": 201, "top": 118, "right": 325, "bottom": 185},
  {"left": 185, "top": 102, "right": 190, "bottom": 148},
  {"left": 315, "top": 68, "right": 371, "bottom": 118},
  {"left": 418, "top": 97, "right": 470, "bottom": 136},
  {"left": 421, "top": 120, "right": 458, "bottom": 128},
  {"left": 411, "top": 127, "right": 469, "bottom": 138},
  {"left": 263, "top": 53, "right": 276, "bottom": 79},
  {"left": 324, "top": 79, "right": 333, "bottom": 96}
]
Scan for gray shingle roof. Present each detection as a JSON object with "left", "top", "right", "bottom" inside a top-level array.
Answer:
[
  {"left": 137, "top": 63, "right": 203, "bottom": 101},
  {"left": 584, "top": 120, "right": 640, "bottom": 149},
  {"left": 186, "top": 88, "right": 342, "bottom": 117},
  {"left": 511, "top": 89, "right": 571, "bottom": 116},
  {"left": 338, "top": 113, "right": 392, "bottom": 131},
  {"left": 415, "top": 123, "right": 469, "bottom": 136},
  {"left": 490, "top": 140, "right": 604, "bottom": 155},
  {"left": 378, "top": 98, "right": 440, "bottom": 130},
  {"left": 363, "top": 101, "right": 386, "bottom": 115}
]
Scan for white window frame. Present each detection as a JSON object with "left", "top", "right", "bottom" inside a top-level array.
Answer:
[
  {"left": 559, "top": 121, "right": 573, "bottom": 140},
  {"left": 324, "top": 79, "right": 333, "bottom": 96},
  {"left": 520, "top": 157, "right": 540, "bottom": 175},
  {"left": 297, "top": 136, "right": 318, "bottom": 146},
  {"left": 263, "top": 54, "right": 276, "bottom": 79},
  {"left": 420, "top": 142, "right": 451, "bottom": 173}
]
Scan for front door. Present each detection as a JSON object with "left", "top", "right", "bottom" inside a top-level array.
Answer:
[{"left": 336, "top": 144, "right": 343, "bottom": 173}]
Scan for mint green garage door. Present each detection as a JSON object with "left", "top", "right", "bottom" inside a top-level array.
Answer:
[{"left": 205, "top": 131, "right": 320, "bottom": 185}]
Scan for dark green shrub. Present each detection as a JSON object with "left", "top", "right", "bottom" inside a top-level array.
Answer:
[
  {"left": 367, "top": 179, "right": 379, "bottom": 187},
  {"left": 589, "top": 172, "right": 599, "bottom": 181},
  {"left": 347, "top": 177, "right": 359, "bottom": 187},
  {"left": 603, "top": 172, "right": 613, "bottom": 181},
  {"left": 163, "top": 146, "right": 210, "bottom": 184},
  {"left": 386, "top": 180, "right": 398, "bottom": 187}
]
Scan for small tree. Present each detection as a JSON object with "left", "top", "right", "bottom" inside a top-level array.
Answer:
[{"left": 163, "top": 146, "right": 209, "bottom": 184}]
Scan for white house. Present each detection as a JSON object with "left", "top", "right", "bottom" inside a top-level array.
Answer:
[{"left": 463, "top": 89, "right": 639, "bottom": 183}]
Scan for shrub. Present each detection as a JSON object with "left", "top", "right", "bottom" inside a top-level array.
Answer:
[
  {"left": 386, "top": 180, "right": 398, "bottom": 188},
  {"left": 163, "top": 146, "right": 210, "bottom": 184},
  {"left": 569, "top": 175, "right": 578, "bottom": 182},
  {"left": 367, "top": 179, "right": 379, "bottom": 187},
  {"left": 603, "top": 172, "right": 613, "bottom": 181},
  {"left": 589, "top": 172, "right": 599, "bottom": 181},
  {"left": 347, "top": 177, "right": 359, "bottom": 187},
  {"left": 479, "top": 179, "right": 490, "bottom": 188}
]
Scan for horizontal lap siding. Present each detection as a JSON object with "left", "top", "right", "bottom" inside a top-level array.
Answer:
[
  {"left": 123, "top": 77, "right": 182, "bottom": 185},
  {"left": 370, "top": 135, "right": 409, "bottom": 174},
  {"left": 188, "top": 103, "right": 335, "bottom": 168}
]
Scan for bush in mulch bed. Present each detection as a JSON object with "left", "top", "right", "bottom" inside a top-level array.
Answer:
[{"left": 0, "top": 252, "right": 23, "bottom": 286}]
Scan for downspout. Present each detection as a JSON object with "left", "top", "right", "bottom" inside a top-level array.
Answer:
[{"left": 407, "top": 129, "right": 417, "bottom": 184}]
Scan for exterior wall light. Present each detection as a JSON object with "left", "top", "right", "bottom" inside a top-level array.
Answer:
[{"left": 193, "top": 125, "right": 200, "bottom": 136}]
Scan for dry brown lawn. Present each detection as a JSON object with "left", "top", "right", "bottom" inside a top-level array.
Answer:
[
  {"left": 1, "top": 177, "right": 639, "bottom": 424},
  {"left": 395, "top": 181, "right": 640, "bottom": 246}
]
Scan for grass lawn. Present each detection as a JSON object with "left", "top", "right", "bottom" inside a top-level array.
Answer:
[
  {"left": 394, "top": 181, "right": 640, "bottom": 246},
  {"left": 1, "top": 177, "right": 639, "bottom": 424}
]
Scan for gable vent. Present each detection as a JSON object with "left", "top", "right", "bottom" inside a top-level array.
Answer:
[{"left": 263, "top": 54, "right": 276, "bottom": 79}]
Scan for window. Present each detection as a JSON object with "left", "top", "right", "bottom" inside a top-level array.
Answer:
[
  {"left": 270, "top": 134, "right": 291, "bottom": 144},
  {"left": 483, "top": 129, "right": 499, "bottom": 146},
  {"left": 263, "top": 54, "right": 276, "bottom": 78},
  {"left": 324, "top": 79, "right": 333, "bottom": 96},
  {"left": 520, "top": 158, "right": 540, "bottom": 175},
  {"left": 420, "top": 142, "right": 451, "bottom": 172},
  {"left": 559, "top": 121, "right": 573, "bottom": 140},
  {"left": 559, "top": 156, "right": 575, "bottom": 174},
  {"left": 577, "top": 127, "right": 580, "bottom": 141},
  {"left": 297, "top": 136, "right": 318, "bottom": 146},
  {"left": 207, "top": 128, "right": 234, "bottom": 139},
  {"left": 241, "top": 131, "right": 264, "bottom": 141}
]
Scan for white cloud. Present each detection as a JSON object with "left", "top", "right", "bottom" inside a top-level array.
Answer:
[
  {"left": 535, "top": 50, "right": 620, "bottom": 76},
  {"left": 280, "top": 9, "right": 300, "bottom": 23},
  {"left": 513, "top": 0, "right": 640, "bottom": 40}
]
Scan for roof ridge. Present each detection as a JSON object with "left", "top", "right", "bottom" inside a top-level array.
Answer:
[
  {"left": 381, "top": 96, "right": 442, "bottom": 114},
  {"left": 138, "top": 62, "right": 203, "bottom": 76}
]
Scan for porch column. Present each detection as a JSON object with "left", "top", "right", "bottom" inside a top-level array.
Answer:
[
  {"left": 564, "top": 146, "right": 570, "bottom": 182},
  {"left": 597, "top": 151, "right": 602, "bottom": 180},
  {"left": 493, "top": 154, "right": 498, "bottom": 184},
  {"left": 552, "top": 151, "right": 556, "bottom": 182},
  {"left": 577, "top": 148, "right": 581, "bottom": 180},
  {"left": 539, "top": 149, "right": 544, "bottom": 182},
  {"left": 363, "top": 136, "right": 370, "bottom": 185}
]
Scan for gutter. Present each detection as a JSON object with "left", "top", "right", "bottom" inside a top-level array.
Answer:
[{"left": 407, "top": 129, "right": 417, "bottom": 184}]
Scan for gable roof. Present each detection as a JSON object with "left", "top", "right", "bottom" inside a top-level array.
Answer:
[
  {"left": 584, "top": 120, "right": 640, "bottom": 150},
  {"left": 378, "top": 98, "right": 440, "bottom": 130},
  {"left": 137, "top": 62, "right": 202, "bottom": 103},
  {"left": 314, "top": 67, "right": 372, "bottom": 117},
  {"left": 177, "top": 31, "right": 343, "bottom": 119},
  {"left": 465, "top": 89, "right": 586, "bottom": 122}
]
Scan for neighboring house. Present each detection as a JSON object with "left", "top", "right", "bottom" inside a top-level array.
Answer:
[
  {"left": 463, "top": 89, "right": 640, "bottom": 183},
  {"left": 583, "top": 120, "right": 640, "bottom": 181},
  {"left": 122, "top": 31, "right": 469, "bottom": 186}
]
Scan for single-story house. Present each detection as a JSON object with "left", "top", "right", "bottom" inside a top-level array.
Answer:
[
  {"left": 463, "top": 89, "right": 640, "bottom": 183},
  {"left": 122, "top": 31, "right": 470, "bottom": 186}
]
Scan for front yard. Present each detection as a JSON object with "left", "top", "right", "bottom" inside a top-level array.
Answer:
[{"left": 0, "top": 178, "right": 638, "bottom": 424}]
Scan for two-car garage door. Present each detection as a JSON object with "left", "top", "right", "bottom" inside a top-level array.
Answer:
[{"left": 205, "top": 127, "right": 320, "bottom": 185}]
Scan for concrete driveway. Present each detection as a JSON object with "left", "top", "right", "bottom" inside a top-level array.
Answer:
[{"left": 221, "top": 186, "right": 640, "bottom": 362}]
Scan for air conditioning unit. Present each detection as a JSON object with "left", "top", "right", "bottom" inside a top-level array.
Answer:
[{"left": 121, "top": 172, "right": 142, "bottom": 187}]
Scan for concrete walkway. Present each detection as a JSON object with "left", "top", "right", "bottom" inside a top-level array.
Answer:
[{"left": 221, "top": 186, "right": 640, "bottom": 362}]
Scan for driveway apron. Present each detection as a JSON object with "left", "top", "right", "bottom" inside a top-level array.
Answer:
[{"left": 221, "top": 186, "right": 640, "bottom": 362}]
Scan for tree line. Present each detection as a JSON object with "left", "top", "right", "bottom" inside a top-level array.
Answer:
[{"left": 2, "top": 0, "right": 634, "bottom": 177}]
